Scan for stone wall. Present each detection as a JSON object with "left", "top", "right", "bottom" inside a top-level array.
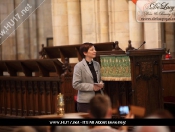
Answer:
[
  {"left": 0, "top": 0, "right": 53, "bottom": 60},
  {"left": 0, "top": 0, "right": 175, "bottom": 60},
  {"left": 52, "top": 0, "right": 175, "bottom": 54}
]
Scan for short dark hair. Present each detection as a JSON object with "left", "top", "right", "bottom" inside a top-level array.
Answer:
[
  {"left": 79, "top": 43, "right": 94, "bottom": 58},
  {"left": 89, "top": 94, "right": 111, "bottom": 118}
]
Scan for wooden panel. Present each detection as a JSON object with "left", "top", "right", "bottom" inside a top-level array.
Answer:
[
  {"left": 133, "top": 56, "right": 163, "bottom": 115},
  {"left": 162, "top": 59, "right": 175, "bottom": 98},
  {"left": 0, "top": 77, "right": 62, "bottom": 117},
  {"left": 51, "top": 81, "right": 59, "bottom": 114},
  {"left": 6, "top": 81, "right": 11, "bottom": 115},
  {"left": 1, "top": 81, "right": 6, "bottom": 115},
  {"left": 27, "top": 81, "right": 34, "bottom": 116},
  {"left": 22, "top": 81, "right": 27, "bottom": 116},
  {"left": 46, "top": 81, "right": 51, "bottom": 114},
  {"left": 16, "top": 81, "right": 22, "bottom": 116},
  {"left": 127, "top": 49, "right": 165, "bottom": 115},
  {"left": 61, "top": 75, "right": 76, "bottom": 113},
  {"left": 39, "top": 81, "right": 46, "bottom": 115},
  {"left": 10, "top": 80, "right": 16, "bottom": 115},
  {"left": 104, "top": 81, "right": 132, "bottom": 110},
  {"left": 162, "top": 72, "right": 175, "bottom": 97},
  {"left": 162, "top": 59, "right": 175, "bottom": 71},
  {"left": 33, "top": 81, "right": 39, "bottom": 115}
]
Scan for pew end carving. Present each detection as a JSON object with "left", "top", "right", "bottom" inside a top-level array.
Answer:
[{"left": 126, "top": 40, "right": 136, "bottom": 51}]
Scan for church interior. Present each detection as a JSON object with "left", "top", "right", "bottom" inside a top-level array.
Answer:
[{"left": 0, "top": 0, "right": 175, "bottom": 132}]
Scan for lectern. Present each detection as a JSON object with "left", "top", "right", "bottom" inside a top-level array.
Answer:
[
  {"left": 97, "top": 48, "right": 166, "bottom": 115},
  {"left": 126, "top": 48, "right": 166, "bottom": 115}
]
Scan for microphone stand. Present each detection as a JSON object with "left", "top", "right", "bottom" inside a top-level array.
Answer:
[{"left": 136, "top": 41, "right": 146, "bottom": 50}]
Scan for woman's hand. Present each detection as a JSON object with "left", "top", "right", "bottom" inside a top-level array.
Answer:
[{"left": 93, "top": 85, "right": 102, "bottom": 91}]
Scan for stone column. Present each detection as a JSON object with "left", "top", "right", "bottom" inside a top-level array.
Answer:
[
  {"left": 81, "top": 0, "right": 95, "bottom": 42},
  {"left": 108, "top": 0, "right": 115, "bottom": 42},
  {"left": 67, "top": 0, "right": 81, "bottom": 44},
  {"left": 28, "top": 0, "right": 37, "bottom": 59},
  {"left": 1, "top": 0, "right": 17, "bottom": 60},
  {"left": 81, "top": 0, "right": 109, "bottom": 43},
  {"left": 129, "top": 1, "right": 143, "bottom": 49},
  {"left": 113, "top": 0, "right": 129, "bottom": 50},
  {"left": 15, "top": 0, "right": 30, "bottom": 60},
  {"left": 94, "top": 0, "right": 109, "bottom": 42},
  {"left": 144, "top": 23, "right": 162, "bottom": 49},
  {"left": 36, "top": 0, "right": 45, "bottom": 51},
  {"left": 52, "top": 0, "right": 68, "bottom": 46}
]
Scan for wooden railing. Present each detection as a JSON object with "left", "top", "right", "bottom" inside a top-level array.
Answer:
[{"left": 0, "top": 77, "right": 60, "bottom": 116}]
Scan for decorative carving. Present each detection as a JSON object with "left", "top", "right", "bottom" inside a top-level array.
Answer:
[
  {"left": 16, "top": 81, "right": 21, "bottom": 93},
  {"left": 34, "top": 82, "right": 38, "bottom": 94},
  {"left": 112, "top": 41, "right": 122, "bottom": 51},
  {"left": 0, "top": 78, "right": 61, "bottom": 116},
  {"left": 135, "top": 86, "right": 147, "bottom": 107},
  {"left": 39, "top": 44, "right": 48, "bottom": 59},
  {"left": 61, "top": 58, "right": 72, "bottom": 77},
  {"left": 52, "top": 81, "right": 59, "bottom": 95},
  {"left": 126, "top": 40, "right": 135, "bottom": 51},
  {"left": 6, "top": 81, "right": 10, "bottom": 92},
  {"left": 64, "top": 96, "right": 72, "bottom": 102},
  {"left": 135, "top": 56, "right": 160, "bottom": 80},
  {"left": 46, "top": 82, "right": 50, "bottom": 95},
  {"left": 135, "top": 56, "right": 159, "bottom": 62},
  {"left": 39, "top": 82, "right": 45, "bottom": 95},
  {"left": 28, "top": 81, "right": 33, "bottom": 94},
  {"left": 10, "top": 81, "right": 15, "bottom": 93},
  {"left": 141, "top": 61, "right": 153, "bottom": 79},
  {"left": 22, "top": 81, "right": 26, "bottom": 94}
]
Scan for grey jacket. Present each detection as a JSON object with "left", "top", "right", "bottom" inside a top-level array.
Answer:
[{"left": 72, "top": 58, "right": 102, "bottom": 103}]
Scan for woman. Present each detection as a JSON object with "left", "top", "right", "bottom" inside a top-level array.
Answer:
[{"left": 72, "top": 43, "right": 104, "bottom": 112}]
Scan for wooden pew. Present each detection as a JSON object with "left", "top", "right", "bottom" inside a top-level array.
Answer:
[
  {"left": 0, "top": 59, "right": 63, "bottom": 116},
  {"left": 0, "top": 42, "right": 118, "bottom": 117},
  {"left": 1, "top": 41, "right": 175, "bottom": 117}
]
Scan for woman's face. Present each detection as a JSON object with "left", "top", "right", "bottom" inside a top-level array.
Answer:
[{"left": 83, "top": 46, "right": 96, "bottom": 59}]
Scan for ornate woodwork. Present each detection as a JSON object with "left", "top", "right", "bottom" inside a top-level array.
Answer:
[
  {"left": 0, "top": 42, "right": 117, "bottom": 117},
  {"left": 0, "top": 59, "right": 63, "bottom": 117},
  {"left": 125, "top": 40, "right": 135, "bottom": 51},
  {"left": 1, "top": 41, "right": 174, "bottom": 118},
  {"left": 127, "top": 49, "right": 165, "bottom": 115}
]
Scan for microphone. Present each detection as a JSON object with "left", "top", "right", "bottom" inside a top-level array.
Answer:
[{"left": 137, "top": 41, "right": 146, "bottom": 50}]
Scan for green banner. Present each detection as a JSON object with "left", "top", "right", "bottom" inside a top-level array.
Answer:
[{"left": 100, "top": 55, "right": 131, "bottom": 81}]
